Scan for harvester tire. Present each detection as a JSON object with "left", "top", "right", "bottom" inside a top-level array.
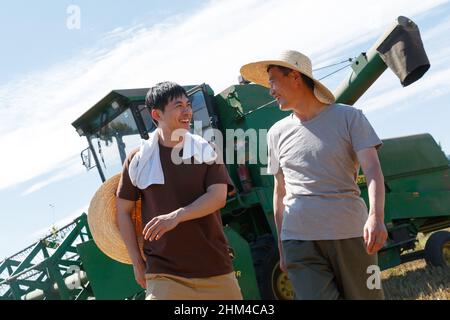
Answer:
[
  {"left": 250, "top": 234, "right": 294, "bottom": 300},
  {"left": 424, "top": 230, "right": 450, "bottom": 267}
]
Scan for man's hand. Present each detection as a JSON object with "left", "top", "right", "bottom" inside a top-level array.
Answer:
[
  {"left": 364, "top": 213, "right": 388, "bottom": 255},
  {"left": 143, "top": 210, "right": 180, "bottom": 241},
  {"left": 132, "top": 258, "right": 147, "bottom": 289}
]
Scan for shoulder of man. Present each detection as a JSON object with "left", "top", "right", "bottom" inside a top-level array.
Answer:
[
  {"left": 329, "top": 103, "right": 370, "bottom": 125},
  {"left": 125, "top": 147, "right": 141, "bottom": 163},
  {"left": 268, "top": 114, "right": 293, "bottom": 137},
  {"left": 332, "top": 103, "right": 365, "bottom": 116}
]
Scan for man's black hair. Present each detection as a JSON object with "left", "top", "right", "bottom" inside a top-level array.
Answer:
[
  {"left": 266, "top": 65, "right": 315, "bottom": 91},
  {"left": 145, "top": 81, "right": 187, "bottom": 112}
]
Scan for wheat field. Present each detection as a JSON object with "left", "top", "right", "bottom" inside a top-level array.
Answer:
[
  {"left": 382, "top": 260, "right": 449, "bottom": 299},
  {"left": 381, "top": 231, "right": 450, "bottom": 300}
]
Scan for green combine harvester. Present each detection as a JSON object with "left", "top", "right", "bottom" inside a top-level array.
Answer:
[{"left": 1, "top": 16, "right": 449, "bottom": 300}]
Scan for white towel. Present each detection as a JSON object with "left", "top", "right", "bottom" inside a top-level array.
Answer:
[{"left": 128, "top": 130, "right": 217, "bottom": 189}]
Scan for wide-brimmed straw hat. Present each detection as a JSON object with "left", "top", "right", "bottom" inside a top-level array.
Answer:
[
  {"left": 240, "top": 50, "right": 335, "bottom": 105},
  {"left": 88, "top": 174, "right": 144, "bottom": 265}
]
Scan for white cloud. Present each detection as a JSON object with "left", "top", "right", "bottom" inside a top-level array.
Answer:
[
  {"left": 361, "top": 66, "right": 450, "bottom": 113},
  {"left": 422, "top": 16, "right": 450, "bottom": 43},
  {"left": 0, "top": 0, "right": 449, "bottom": 192},
  {"left": 20, "top": 156, "right": 85, "bottom": 196},
  {"left": 26, "top": 204, "right": 89, "bottom": 242}
]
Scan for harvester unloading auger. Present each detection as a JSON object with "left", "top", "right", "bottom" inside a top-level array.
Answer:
[{"left": 1, "top": 16, "right": 449, "bottom": 300}]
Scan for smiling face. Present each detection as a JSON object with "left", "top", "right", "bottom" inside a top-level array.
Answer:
[
  {"left": 268, "top": 66, "right": 304, "bottom": 111},
  {"left": 152, "top": 94, "right": 192, "bottom": 132}
]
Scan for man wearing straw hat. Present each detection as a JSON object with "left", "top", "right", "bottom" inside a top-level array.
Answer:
[
  {"left": 115, "top": 82, "right": 242, "bottom": 300},
  {"left": 240, "top": 51, "right": 387, "bottom": 300}
]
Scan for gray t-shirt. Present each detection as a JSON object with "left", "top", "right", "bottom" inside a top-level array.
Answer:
[{"left": 267, "top": 103, "right": 382, "bottom": 241}]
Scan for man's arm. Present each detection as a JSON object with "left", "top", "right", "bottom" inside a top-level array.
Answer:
[
  {"left": 142, "top": 184, "right": 227, "bottom": 241},
  {"left": 357, "top": 147, "right": 388, "bottom": 255},
  {"left": 273, "top": 171, "right": 287, "bottom": 272},
  {"left": 116, "top": 197, "right": 146, "bottom": 289}
]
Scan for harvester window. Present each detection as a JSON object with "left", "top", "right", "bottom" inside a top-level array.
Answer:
[
  {"left": 89, "top": 109, "right": 141, "bottom": 179},
  {"left": 190, "top": 90, "right": 213, "bottom": 136},
  {"left": 137, "top": 104, "right": 156, "bottom": 133}
]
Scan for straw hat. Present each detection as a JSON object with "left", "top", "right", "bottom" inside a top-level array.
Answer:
[
  {"left": 88, "top": 174, "right": 144, "bottom": 265},
  {"left": 240, "top": 50, "right": 335, "bottom": 104}
]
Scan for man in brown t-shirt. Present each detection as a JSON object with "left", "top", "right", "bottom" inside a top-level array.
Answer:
[{"left": 116, "top": 81, "right": 242, "bottom": 300}]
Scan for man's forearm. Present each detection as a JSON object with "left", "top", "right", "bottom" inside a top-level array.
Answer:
[
  {"left": 273, "top": 192, "right": 285, "bottom": 241},
  {"left": 365, "top": 166, "right": 385, "bottom": 220},
  {"left": 142, "top": 185, "right": 227, "bottom": 242},
  {"left": 117, "top": 212, "right": 143, "bottom": 264},
  {"left": 176, "top": 186, "right": 226, "bottom": 223},
  {"left": 273, "top": 172, "right": 286, "bottom": 249}
]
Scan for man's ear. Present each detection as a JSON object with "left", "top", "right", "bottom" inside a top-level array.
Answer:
[
  {"left": 151, "top": 108, "right": 162, "bottom": 123},
  {"left": 291, "top": 71, "right": 303, "bottom": 88},
  {"left": 291, "top": 70, "right": 301, "bottom": 81}
]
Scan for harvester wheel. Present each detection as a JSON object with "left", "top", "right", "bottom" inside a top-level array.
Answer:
[
  {"left": 250, "top": 234, "right": 294, "bottom": 300},
  {"left": 424, "top": 230, "right": 450, "bottom": 267}
]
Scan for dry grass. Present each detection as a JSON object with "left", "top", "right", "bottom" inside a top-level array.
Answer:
[
  {"left": 382, "top": 260, "right": 449, "bottom": 300},
  {"left": 381, "top": 230, "right": 450, "bottom": 300}
]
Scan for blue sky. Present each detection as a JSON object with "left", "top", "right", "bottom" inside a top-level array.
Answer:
[
  {"left": 0, "top": 0, "right": 206, "bottom": 85},
  {"left": 1, "top": 0, "right": 449, "bottom": 259}
]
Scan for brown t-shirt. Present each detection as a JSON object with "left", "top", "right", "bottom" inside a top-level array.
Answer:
[{"left": 116, "top": 142, "right": 234, "bottom": 278}]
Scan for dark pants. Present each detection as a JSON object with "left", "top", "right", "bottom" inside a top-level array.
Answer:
[{"left": 282, "top": 237, "right": 385, "bottom": 300}]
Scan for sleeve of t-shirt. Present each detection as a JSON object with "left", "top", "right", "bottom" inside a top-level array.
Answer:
[
  {"left": 116, "top": 150, "right": 140, "bottom": 201},
  {"left": 204, "top": 162, "right": 236, "bottom": 194},
  {"left": 349, "top": 109, "right": 383, "bottom": 153},
  {"left": 266, "top": 128, "right": 281, "bottom": 175}
]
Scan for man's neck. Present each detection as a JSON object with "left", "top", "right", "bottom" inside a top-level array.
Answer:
[
  {"left": 291, "top": 96, "right": 329, "bottom": 122},
  {"left": 157, "top": 127, "right": 185, "bottom": 148}
]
